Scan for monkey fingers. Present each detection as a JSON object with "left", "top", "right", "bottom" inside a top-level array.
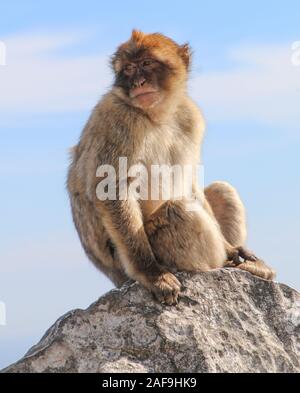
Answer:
[
  {"left": 150, "top": 272, "right": 181, "bottom": 306},
  {"left": 237, "top": 246, "right": 258, "bottom": 262},
  {"left": 228, "top": 246, "right": 258, "bottom": 266}
]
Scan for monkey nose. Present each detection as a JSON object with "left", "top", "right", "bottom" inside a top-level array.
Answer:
[
  {"left": 140, "top": 77, "right": 146, "bottom": 86},
  {"left": 134, "top": 77, "right": 146, "bottom": 88}
]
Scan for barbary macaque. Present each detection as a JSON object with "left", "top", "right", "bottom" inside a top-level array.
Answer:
[{"left": 67, "top": 30, "right": 275, "bottom": 305}]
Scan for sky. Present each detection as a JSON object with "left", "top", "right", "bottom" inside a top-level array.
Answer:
[{"left": 0, "top": 0, "right": 300, "bottom": 369}]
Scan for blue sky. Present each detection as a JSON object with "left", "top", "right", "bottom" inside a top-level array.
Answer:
[{"left": 0, "top": 0, "right": 300, "bottom": 369}]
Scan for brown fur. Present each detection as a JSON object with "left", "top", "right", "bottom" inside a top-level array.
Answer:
[{"left": 67, "top": 31, "right": 275, "bottom": 305}]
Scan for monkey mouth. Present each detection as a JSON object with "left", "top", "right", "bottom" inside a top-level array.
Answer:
[{"left": 129, "top": 86, "right": 158, "bottom": 99}]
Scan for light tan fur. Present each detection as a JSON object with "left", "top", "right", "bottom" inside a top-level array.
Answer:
[{"left": 67, "top": 31, "right": 275, "bottom": 305}]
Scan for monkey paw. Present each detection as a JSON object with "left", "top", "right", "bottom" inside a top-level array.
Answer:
[
  {"left": 150, "top": 272, "right": 182, "bottom": 306},
  {"left": 228, "top": 246, "right": 258, "bottom": 266}
]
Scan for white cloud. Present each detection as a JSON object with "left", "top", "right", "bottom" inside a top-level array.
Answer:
[
  {"left": 190, "top": 44, "right": 300, "bottom": 128},
  {"left": 0, "top": 31, "right": 112, "bottom": 113},
  {"left": 0, "top": 31, "right": 299, "bottom": 129}
]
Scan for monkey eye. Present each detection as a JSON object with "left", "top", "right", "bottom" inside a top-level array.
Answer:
[{"left": 141, "top": 59, "right": 156, "bottom": 68}]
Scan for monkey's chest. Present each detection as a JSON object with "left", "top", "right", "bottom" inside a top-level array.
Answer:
[{"left": 133, "top": 126, "right": 194, "bottom": 219}]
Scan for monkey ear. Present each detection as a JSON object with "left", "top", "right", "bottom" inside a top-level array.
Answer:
[{"left": 178, "top": 43, "right": 192, "bottom": 69}]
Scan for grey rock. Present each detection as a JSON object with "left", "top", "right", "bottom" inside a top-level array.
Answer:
[{"left": 2, "top": 269, "right": 300, "bottom": 373}]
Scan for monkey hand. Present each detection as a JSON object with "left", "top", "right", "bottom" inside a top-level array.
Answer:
[
  {"left": 148, "top": 271, "right": 182, "bottom": 306},
  {"left": 227, "top": 246, "right": 258, "bottom": 266}
]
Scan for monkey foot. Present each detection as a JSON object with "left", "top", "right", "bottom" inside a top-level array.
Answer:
[
  {"left": 228, "top": 246, "right": 258, "bottom": 266},
  {"left": 150, "top": 272, "right": 182, "bottom": 306}
]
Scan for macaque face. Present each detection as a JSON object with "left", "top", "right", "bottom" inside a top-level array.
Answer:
[
  {"left": 114, "top": 52, "right": 172, "bottom": 109},
  {"left": 112, "top": 31, "right": 191, "bottom": 110}
]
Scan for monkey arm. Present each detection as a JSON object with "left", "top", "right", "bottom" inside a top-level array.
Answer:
[
  {"left": 96, "top": 198, "right": 167, "bottom": 284},
  {"left": 94, "top": 197, "right": 182, "bottom": 305}
]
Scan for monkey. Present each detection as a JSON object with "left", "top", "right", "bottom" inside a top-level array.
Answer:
[{"left": 67, "top": 30, "right": 276, "bottom": 306}]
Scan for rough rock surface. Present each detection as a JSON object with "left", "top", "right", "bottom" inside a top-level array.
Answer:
[{"left": 2, "top": 269, "right": 300, "bottom": 373}]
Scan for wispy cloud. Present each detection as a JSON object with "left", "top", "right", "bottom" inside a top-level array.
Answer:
[
  {"left": 0, "top": 31, "right": 112, "bottom": 113},
  {"left": 190, "top": 44, "right": 300, "bottom": 128}
]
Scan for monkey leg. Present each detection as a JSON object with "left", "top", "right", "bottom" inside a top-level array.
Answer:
[
  {"left": 145, "top": 199, "right": 227, "bottom": 273},
  {"left": 226, "top": 259, "right": 276, "bottom": 280},
  {"left": 204, "top": 181, "right": 254, "bottom": 261},
  {"left": 69, "top": 193, "right": 128, "bottom": 287},
  {"left": 204, "top": 181, "right": 276, "bottom": 280},
  {"left": 204, "top": 181, "right": 247, "bottom": 247}
]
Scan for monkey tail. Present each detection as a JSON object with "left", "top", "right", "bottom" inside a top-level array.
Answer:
[{"left": 226, "top": 259, "right": 276, "bottom": 281}]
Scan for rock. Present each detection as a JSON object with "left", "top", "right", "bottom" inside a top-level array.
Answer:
[{"left": 2, "top": 269, "right": 300, "bottom": 373}]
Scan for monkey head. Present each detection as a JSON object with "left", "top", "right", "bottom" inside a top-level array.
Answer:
[{"left": 111, "top": 30, "right": 191, "bottom": 110}]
